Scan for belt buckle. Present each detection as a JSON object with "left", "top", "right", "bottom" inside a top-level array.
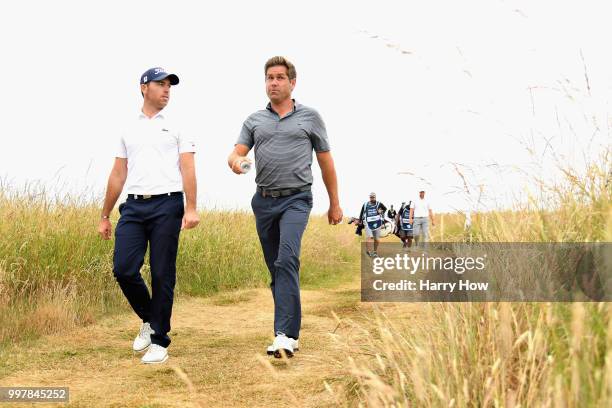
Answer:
[{"left": 143, "top": 194, "right": 152, "bottom": 199}]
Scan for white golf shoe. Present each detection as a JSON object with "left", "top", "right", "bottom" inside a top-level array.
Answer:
[
  {"left": 141, "top": 344, "right": 168, "bottom": 364},
  {"left": 271, "top": 333, "right": 296, "bottom": 358},
  {"left": 133, "top": 322, "right": 154, "bottom": 352},
  {"left": 267, "top": 338, "right": 299, "bottom": 355}
]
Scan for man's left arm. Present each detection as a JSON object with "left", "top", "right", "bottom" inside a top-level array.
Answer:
[
  {"left": 179, "top": 152, "right": 200, "bottom": 230},
  {"left": 316, "top": 151, "right": 343, "bottom": 225}
]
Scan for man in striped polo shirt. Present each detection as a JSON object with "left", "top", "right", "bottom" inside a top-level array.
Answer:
[{"left": 228, "top": 56, "right": 343, "bottom": 358}]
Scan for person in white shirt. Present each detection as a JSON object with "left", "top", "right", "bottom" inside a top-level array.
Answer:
[
  {"left": 97, "top": 67, "right": 199, "bottom": 364},
  {"left": 409, "top": 188, "right": 435, "bottom": 247}
]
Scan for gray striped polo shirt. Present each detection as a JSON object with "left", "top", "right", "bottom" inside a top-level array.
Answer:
[{"left": 236, "top": 101, "right": 330, "bottom": 190}]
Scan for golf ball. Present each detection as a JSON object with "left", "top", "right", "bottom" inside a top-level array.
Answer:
[{"left": 240, "top": 161, "right": 251, "bottom": 174}]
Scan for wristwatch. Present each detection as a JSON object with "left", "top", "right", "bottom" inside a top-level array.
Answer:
[{"left": 101, "top": 215, "right": 110, "bottom": 220}]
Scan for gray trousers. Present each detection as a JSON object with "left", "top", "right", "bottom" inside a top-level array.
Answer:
[
  {"left": 251, "top": 190, "right": 313, "bottom": 339},
  {"left": 413, "top": 217, "right": 429, "bottom": 244}
]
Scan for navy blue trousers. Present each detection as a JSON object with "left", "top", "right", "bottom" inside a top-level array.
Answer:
[
  {"left": 113, "top": 194, "right": 184, "bottom": 348},
  {"left": 251, "top": 190, "right": 313, "bottom": 340}
]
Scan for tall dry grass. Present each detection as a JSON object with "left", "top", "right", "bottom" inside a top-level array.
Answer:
[
  {"left": 0, "top": 186, "right": 358, "bottom": 346},
  {"left": 333, "top": 150, "right": 611, "bottom": 407},
  {"left": 433, "top": 150, "right": 611, "bottom": 244}
]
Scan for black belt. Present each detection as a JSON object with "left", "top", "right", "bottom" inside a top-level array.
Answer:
[
  {"left": 128, "top": 192, "right": 183, "bottom": 200},
  {"left": 256, "top": 186, "right": 311, "bottom": 198}
]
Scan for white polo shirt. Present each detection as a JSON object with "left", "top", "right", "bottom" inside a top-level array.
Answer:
[
  {"left": 117, "top": 112, "right": 196, "bottom": 194},
  {"left": 412, "top": 197, "right": 432, "bottom": 218}
]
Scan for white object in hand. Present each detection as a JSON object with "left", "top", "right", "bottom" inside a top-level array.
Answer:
[{"left": 240, "top": 160, "right": 252, "bottom": 174}]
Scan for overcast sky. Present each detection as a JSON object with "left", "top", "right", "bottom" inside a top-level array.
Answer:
[{"left": 1, "top": 0, "right": 609, "bottom": 215}]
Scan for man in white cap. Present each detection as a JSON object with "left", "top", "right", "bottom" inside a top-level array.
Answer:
[
  {"left": 359, "top": 192, "right": 387, "bottom": 257},
  {"left": 409, "top": 187, "right": 435, "bottom": 247}
]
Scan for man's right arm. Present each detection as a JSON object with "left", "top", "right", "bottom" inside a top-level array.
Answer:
[
  {"left": 98, "top": 158, "right": 128, "bottom": 240},
  {"left": 227, "top": 144, "right": 251, "bottom": 174}
]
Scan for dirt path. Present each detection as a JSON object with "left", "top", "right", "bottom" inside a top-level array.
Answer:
[{"left": 0, "top": 279, "right": 365, "bottom": 407}]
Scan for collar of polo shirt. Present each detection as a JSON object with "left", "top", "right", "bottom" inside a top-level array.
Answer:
[
  {"left": 139, "top": 111, "right": 165, "bottom": 120},
  {"left": 266, "top": 99, "right": 300, "bottom": 113}
]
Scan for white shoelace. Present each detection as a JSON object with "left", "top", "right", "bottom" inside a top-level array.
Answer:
[{"left": 139, "top": 323, "right": 153, "bottom": 339}]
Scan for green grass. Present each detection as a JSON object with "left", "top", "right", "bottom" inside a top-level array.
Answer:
[{"left": 0, "top": 188, "right": 359, "bottom": 346}]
